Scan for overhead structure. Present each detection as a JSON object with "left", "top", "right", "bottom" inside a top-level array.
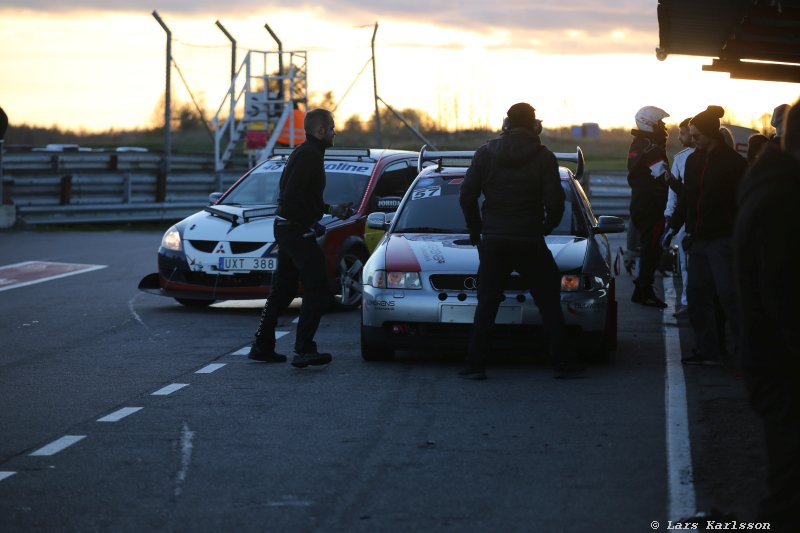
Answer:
[
  {"left": 211, "top": 49, "right": 308, "bottom": 173},
  {"left": 657, "top": 0, "right": 800, "bottom": 83}
]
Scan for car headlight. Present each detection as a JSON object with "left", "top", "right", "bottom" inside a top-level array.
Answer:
[
  {"left": 161, "top": 226, "right": 182, "bottom": 252},
  {"left": 561, "top": 274, "right": 606, "bottom": 292},
  {"left": 366, "top": 269, "right": 421, "bottom": 290}
]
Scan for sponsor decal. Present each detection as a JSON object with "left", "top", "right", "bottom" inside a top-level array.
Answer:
[
  {"left": 448, "top": 178, "right": 464, "bottom": 185},
  {"left": 367, "top": 299, "right": 396, "bottom": 310},
  {"left": 420, "top": 242, "right": 446, "bottom": 264},
  {"left": 324, "top": 162, "right": 375, "bottom": 175},
  {"left": 411, "top": 185, "right": 441, "bottom": 200}
]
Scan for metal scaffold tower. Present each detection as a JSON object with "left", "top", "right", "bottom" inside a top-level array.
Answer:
[{"left": 212, "top": 49, "right": 307, "bottom": 172}]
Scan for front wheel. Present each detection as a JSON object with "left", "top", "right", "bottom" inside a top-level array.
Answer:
[{"left": 332, "top": 248, "right": 367, "bottom": 311}]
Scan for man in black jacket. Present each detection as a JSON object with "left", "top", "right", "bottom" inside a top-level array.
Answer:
[
  {"left": 670, "top": 105, "right": 746, "bottom": 365},
  {"left": 627, "top": 105, "right": 670, "bottom": 308},
  {"left": 459, "top": 103, "right": 581, "bottom": 380},
  {"left": 249, "top": 108, "right": 351, "bottom": 368},
  {"left": 734, "top": 100, "right": 800, "bottom": 532}
]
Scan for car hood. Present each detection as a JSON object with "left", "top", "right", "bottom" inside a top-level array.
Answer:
[
  {"left": 182, "top": 206, "right": 337, "bottom": 242},
  {"left": 386, "top": 234, "right": 587, "bottom": 273}
]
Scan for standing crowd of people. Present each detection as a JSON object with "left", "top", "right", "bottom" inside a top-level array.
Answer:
[{"left": 626, "top": 100, "right": 799, "bottom": 531}]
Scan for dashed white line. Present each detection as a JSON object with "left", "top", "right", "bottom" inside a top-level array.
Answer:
[
  {"left": 174, "top": 422, "right": 195, "bottom": 497},
  {"left": 196, "top": 363, "right": 226, "bottom": 374},
  {"left": 663, "top": 276, "right": 697, "bottom": 520},
  {"left": 97, "top": 407, "right": 143, "bottom": 423},
  {"left": 152, "top": 383, "right": 189, "bottom": 396},
  {"left": 30, "top": 435, "right": 86, "bottom": 457},
  {"left": 0, "top": 471, "right": 17, "bottom": 482}
]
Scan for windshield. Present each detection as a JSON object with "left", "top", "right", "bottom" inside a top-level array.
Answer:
[
  {"left": 392, "top": 175, "right": 588, "bottom": 237},
  {"left": 221, "top": 158, "right": 376, "bottom": 207}
]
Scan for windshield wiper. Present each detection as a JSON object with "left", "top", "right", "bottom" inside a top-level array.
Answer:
[{"left": 394, "top": 226, "right": 458, "bottom": 233}]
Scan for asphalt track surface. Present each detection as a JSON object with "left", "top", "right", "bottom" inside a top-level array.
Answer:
[{"left": 0, "top": 229, "right": 766, "bottom": 532}]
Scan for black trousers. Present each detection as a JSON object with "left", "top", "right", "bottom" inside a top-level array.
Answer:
[
  {"left": 635, "top": 216, "right": 663, "bottom": 288},
  {"left": 467, "top": 236, "right": 564, "bottom": 369},
  {"left": 255, "top": 222, "right": 329, "bottom": 354},
  {"left": 686, "top": 237, "right": 739, "bottom": 361}
]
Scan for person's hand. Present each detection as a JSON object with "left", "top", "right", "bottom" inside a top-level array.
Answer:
[
  {"left": 469, "top": 230, "right": 482, "bottom": 247},
  {"left": 659, "top": 227, "right": 674, "bottom": 249},
  {"left": 330, "top": 203, "right": 354, "bottom": 220},
  {"left": 312, "top": 222, "right": 326, "bottom": 238}
]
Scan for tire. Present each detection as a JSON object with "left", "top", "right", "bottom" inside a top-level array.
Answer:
[
  {"left": 332, "top": 248, "right": 367, "bottom": 311},
  {"left": 361, "top": 326, "right": 394, "bottom": 361},
  {"left": 583, "top": 296, "right": 617, "bottom": 363},
  {"left": 175, "top": 298, "right": 214, "bottom": 307}
]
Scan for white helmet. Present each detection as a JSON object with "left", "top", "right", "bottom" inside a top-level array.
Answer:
[{"left": 635, "top": 106, "right": 670, "bottom": 132}]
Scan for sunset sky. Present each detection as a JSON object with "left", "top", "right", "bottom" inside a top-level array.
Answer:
[{"left": 1, "top": 1, "right": 798, "bottom": 133}]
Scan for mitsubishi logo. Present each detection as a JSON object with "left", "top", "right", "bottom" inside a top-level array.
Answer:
[
  {"left": 215, "top": 243, "right": 226, "bottom": 254},
  {"left": 463, "top": 277, "right": 478, "bottom": 290}
]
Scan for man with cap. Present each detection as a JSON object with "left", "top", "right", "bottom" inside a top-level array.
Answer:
[
  {"left": 669, "top": 105, "right": 746, "bottom": 365},
  {"left": 459, "top": 102, "right": 582, "bottom": 380},
  {"left": 627, "top": 105, "right": 671, "bottom": 308},
  {"left": 735, "top": 99, "right": 800, "bottom": 533}
]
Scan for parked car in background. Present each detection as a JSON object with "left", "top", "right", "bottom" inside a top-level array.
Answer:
[
  {"left": 361, "top": 147, "right": 625, "bottom": 361},
  {"left": 139, "top": 148, "right": 419, "bottom": 310}
]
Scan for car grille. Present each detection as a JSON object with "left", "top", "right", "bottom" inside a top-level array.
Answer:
[
  {"left": 429, "top": 274, "right": 528, "bottom": 292},
  {"left": 188, "top": 240, "right": 216, "bottom": 252},
  {"left": 187, "top": 240, "right": 268, "bottom": 254}
]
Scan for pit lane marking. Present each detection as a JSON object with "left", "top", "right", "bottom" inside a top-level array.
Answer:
[
  {"left": 29, "top": 435, "right": 86, "bottom": 456},
  {"left": 0, "top": 471, "right": 16, "bottom": 482},
  {"left": 0, "top": 261, "right": 107, "bottom": 292},
  {"left": 97, "top": 407, "right": 143, "bottom": 423},
  {"left": 152, "top": 383, "right": 189, "bottom": 396},
  {"left": 663, "top": 276, "right": 697, "bottom": 519},
  {"left": 196, "top": 363, "right": 226, "bottom": 374}
]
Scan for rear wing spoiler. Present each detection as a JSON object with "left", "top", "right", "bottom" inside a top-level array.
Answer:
[
  {"left": 553, "top": 147, "right": 585, "bottom": 181},
  {"left": 417, "top": 144, "right": 585, "bottom": 181},
  {"left": 417, "top": 145, "right": 475, "bottom": 173}
]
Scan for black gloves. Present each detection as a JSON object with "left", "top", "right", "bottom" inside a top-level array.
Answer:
[
  {"left": 312, "top": 222, "right": 326, "bottom": 238},
  {"left": 469, "top": 230, "right": 482, "bottom": 247},
  {"left": 329, "top": 203, "right": 354, "bottom": 220}
]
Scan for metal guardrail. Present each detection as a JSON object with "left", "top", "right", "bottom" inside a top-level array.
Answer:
[
  {"left": 1, "top": 151, "right": 632, "bottom": 226},
  {"left": 583, "top": 171, "right": 630, "bottom": 217},
  {"left": 1, "top": 151, "right": 245, "bottom": 225}
]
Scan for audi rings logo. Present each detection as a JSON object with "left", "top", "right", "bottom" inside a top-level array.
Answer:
[{"left": 463, "top": 277, "right": 478, "bottom": 290}]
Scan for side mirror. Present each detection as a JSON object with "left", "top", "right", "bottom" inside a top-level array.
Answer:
[
  {"left": 208, "top": 192, "right": 223, "bottom": 205},
  {"left": 592, "top": 215, "right": 626, "bottom": 234},
  {"left": 367, "top": 212, "right": 389, "bottom": 230}
]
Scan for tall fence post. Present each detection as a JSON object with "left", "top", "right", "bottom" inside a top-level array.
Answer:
[
  {"left": 371, "top": 22, "right": 382, "bottom": 148},
  {"left": 152, "top": 10, "right": 172, "bottom": 197}
]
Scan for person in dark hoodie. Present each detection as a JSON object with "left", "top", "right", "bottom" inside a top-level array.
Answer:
[
  {"left": 459, "top": 102, "right": 582, "bottom": 380},
  {"left": 734, "top": 100, "right": 800, "bottom": 533},
  {"left": 627, "top": 105, "right": 671, "bottom": 308},
  {"left": 669, "top": 105, "right": 746, "bottom": 365}
]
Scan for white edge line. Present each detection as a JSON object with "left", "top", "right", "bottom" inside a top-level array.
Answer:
[
  {"left": 152, "top": 383, "right": 189, "bottom": 396},
  {"left": 196, "top": 363, "right": 226, "bottom": 374},
  {"left": 663, "top": 276, "right": 697, "bottom": 519},
  {"left": 30, "top": 435, "right": 87, "bottom": 457},
  {"left": 0, "top": 264, "right": 108, "bottom": 292},
  {"left": 97, "top": 407, "right": 143, "bottom": 423},
  {"left": 0, "top": 471, "right": 17, "bottom": 482}
]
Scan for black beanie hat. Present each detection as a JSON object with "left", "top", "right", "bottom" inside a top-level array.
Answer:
[
  {"left": 691, "top": 105, "right": 725, "bottom": 137},
  {"left": 507, "top": 102, "right": 537, "bottom": 130}
]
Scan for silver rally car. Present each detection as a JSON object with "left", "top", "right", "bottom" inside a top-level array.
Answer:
[{"left": 360, "top": 147, "right": 625, "bottom": 361}]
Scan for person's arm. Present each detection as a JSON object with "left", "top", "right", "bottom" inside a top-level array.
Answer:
[
  {"left": 541, "top": 151, "right": 565, "bottom": 235},
  {"left": 460, "top": 147, "right": 486, "bottom": 243}
]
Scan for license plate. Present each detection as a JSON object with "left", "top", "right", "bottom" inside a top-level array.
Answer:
[
  {"left": 440, "top": 305, "right": 522, "bottom": 324},
  {"left": 218, "top": 257, "right": 277, "bottom": 271}
]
